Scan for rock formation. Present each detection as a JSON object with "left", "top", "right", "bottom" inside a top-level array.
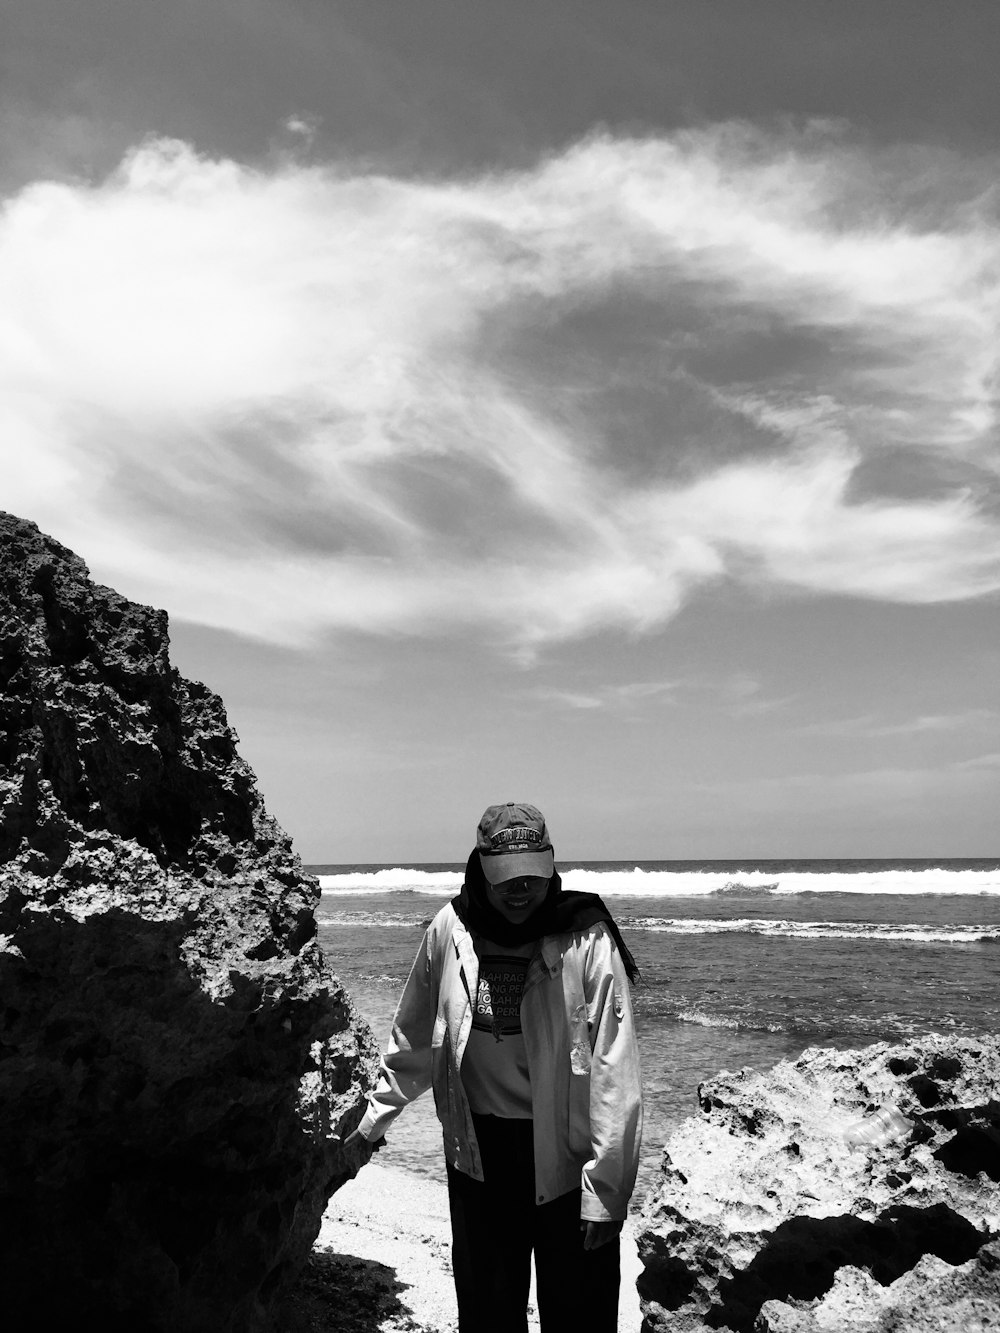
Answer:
[
  {"left": 637, "top": 1033, "right": 1000, "bottom": 1333},
  {"left": 0, "top": 513, "right": 380, "bottom": 1330},
  {"left": 757, "top": 1237, "right": 1000, "bottom": 1332}
]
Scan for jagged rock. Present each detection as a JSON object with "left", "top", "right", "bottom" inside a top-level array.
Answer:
[
  {"left": 756, "top": 1237, "right": 1000, "bottom": 1332},
  {"left": 0, "top": 513, "right": 380, "bottom": 1331},
  {"left": 637, "top": 1033, "right": 1000, "bottom": 1333}
]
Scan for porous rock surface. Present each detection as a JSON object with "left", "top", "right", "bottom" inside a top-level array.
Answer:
[
  {"left": 637, "top": 1033, "right": 1000, "bottom": 1332},
  {"left": 0, "top": 513, "right": 380, "bottom": 1330},
  {"left": 757, "top": 1237, "right": 1000, "bottom": 1332}
]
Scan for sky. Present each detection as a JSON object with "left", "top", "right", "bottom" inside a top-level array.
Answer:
[{"left": 2, "top": 1, "right": 998, "bottom": 862}]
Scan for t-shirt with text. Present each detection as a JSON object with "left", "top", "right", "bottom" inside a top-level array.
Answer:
[{"left": 460, "top": 937, "right": 535, "bottom": 1119}]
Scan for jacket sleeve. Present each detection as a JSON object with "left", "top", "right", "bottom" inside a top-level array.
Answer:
[
  {"left": 357, "top": 924, "right": 437, "bottom": 1142},
  {"left": 579, "top": 925, "right": 643, "bottom": 1222}
]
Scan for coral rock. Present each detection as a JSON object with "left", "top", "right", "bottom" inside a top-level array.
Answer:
[
  {"left": 0, "top": 513, "right": 380, "bottom": 1330},
  {"left": 756, "top": 1238, "right": 1000, "bottom": 1332},
  {"left": 637, "top": 1033, "right": 1000, "bottom": 1333}
]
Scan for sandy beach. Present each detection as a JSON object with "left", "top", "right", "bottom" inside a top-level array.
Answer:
[{"left": 286, "top": 1161, "right": 644, "bottom": 1332}]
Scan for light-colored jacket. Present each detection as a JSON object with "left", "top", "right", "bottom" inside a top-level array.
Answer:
[{"left": 357, "top": 904, "right": 642, "bottom": 1221}]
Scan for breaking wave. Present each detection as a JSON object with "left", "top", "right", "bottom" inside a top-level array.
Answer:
[
  {"left": 557, "top": 867, "right": 1000, "bottom": 897},
  {"left": 317, "top": 868, "right": 463, "bottom": 894},
  {"left": 629, "top": 917, "right": 1000, "bottom": 942},
  {"left": 316, "top": 909, "right": 998, "bottom": 943},
  {"left": 676, "top": 1008, "right": 784, "bottom": 1033},
  {"left": 314, "top": 864, "right": 1000, "bottom": 897}
]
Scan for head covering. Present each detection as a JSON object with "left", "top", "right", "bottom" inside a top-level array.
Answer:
[
  {"left": 476, "top": 801, "right": 555, "bottom": 884},
  {"left": 454, "top": 805, "right": 641, "bottom": 983}
]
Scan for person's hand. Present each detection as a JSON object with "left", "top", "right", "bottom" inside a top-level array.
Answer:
[
  {"left": 581, "top": 1219, "right": 623, "bottom": 1251},
  {"left": 342, "top": 1126, "right": 384, "bottom": 1153}
]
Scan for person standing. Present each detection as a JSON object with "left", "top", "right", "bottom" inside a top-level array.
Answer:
[{"left": 350, "top": 802, "right": 643, "bottom": 1332}]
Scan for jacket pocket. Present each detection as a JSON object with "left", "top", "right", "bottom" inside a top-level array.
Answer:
[{"left": 431, "top": 1022, "right": 448, "bottom": 1121}]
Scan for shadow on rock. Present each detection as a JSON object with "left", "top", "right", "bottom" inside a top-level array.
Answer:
[
  {"left": 0, "top": 511, "right": 381, "bottom": 1329},
  {"left": 707, "top": 1202, "right": 985, "bottom": 1331}
]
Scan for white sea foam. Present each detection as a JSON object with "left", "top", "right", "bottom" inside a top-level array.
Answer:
[
  {"left": 316, "top": 911, "right": 432, "bottom": 928},
  {"left": 318, "top": 868, "right": 464, "bottom": 894},
  {"left": 315, "top": 909, "right": 999, "bottom": 942},
  {"left": 316, "top": 865, "right": 1000, "bottom": 896},
  {"left": 559, "top": 867, "right": 1000, "bottom": 897},
  {"left": 676, "top": 1008, "right": 783, "bottom": 1033},
  {"left": 630, "top": 917, "right": 1000, "bottom": 943}
]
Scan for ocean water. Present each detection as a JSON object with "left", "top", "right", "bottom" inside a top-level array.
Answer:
[{"left": 310, "top": 859, "right": 1000, "bottom": 1206}]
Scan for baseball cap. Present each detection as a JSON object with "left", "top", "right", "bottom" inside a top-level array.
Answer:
[{"left": 476, "top": 802, "right": 555, "bottom": 884}]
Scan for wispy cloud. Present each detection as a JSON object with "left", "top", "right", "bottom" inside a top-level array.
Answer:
[
  {"left": 691, "top": 752, "right": 1000, "bottom": 818},
  {"left": 525, "top": 681, "right": 679, "bottom": 711},
  {"left": 526, "top": 672, "right": 799, "bottom": 717},
  {"left": 2, "top": 126, "right": 999, "bottom": 648},
  {"left": 954, "top": 751, "right": 1000, "bottom": 772},
  {"left": 798, "top": 709, "right": 1000, "bottom": 738}
]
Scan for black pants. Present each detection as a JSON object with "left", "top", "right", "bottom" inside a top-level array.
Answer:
[{"left": 446, "top": 1113, "right": 620, "bottom": 1333}]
